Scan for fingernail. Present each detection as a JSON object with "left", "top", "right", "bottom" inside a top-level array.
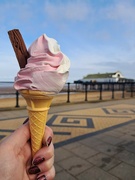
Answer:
[
  {"left": 37, "top": 175, "right": 47, "bottom": 180},
  {"left": 28, "top": 166, "right": 40, "bottom": 174},
  {"left": 33, "top": 157, "right": 45, "bottom": 165},
  {"left": 23, "top": 118, "right": 29, "bottom": 124},
  {"left": 46, "top": 136, "right": 52, "bottom": 146}
]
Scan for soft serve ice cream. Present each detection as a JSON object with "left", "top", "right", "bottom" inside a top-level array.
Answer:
[
  {"left": 14, "top": 34, "right": 70, "bottom": 94},
  {"left": 13, "top": 34, "right": 70, "bottom": 156}
]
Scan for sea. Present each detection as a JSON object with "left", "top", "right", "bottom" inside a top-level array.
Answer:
[
  {"left": 0, "top": 81, "right": 75, "bottom": 99},
  {"left": 0, "top": 81, "right": 15, "bottom": 99},
  {"left": 0, "top": 81, "right": 14, "bottom": 88}
]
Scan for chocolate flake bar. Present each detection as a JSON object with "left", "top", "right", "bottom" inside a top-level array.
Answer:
[{"left": 8, "top": 29, "right": 29, "bottom": 68}]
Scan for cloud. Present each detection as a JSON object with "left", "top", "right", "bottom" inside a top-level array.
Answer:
[
  {"left": 98, "top": 60, "right": 135, "bottom": 79},
  {"left": 0, "top": 1, "right": 35, "bottom": 29},
  {"left": 68, "top": 40, "right": 135, "bottom": 81},
  {"left": 104, "top": 1, "right": 135, "bottom": 23},
  {"left": 44, "top": 0, "right": 91, "bottom": 21},
  {"left": 0, "top": 53, "right": 19, "bottom": 81}
]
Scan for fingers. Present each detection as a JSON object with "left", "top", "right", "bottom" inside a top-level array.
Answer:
[
  {"left": 42, "top": 125, "right": 53, "bottom": 146},
  {"left": 32, "top": 142, "right": 54, "bottom": 164},
  {"left": 30, "top": 125, "right": 54, "bottom": 167},
  {"left": 28, "top": 160, "right": 55, "bottom": 180},
  {"left": 38, "top": 153, "right": 54, "bottom": 173},
  {"left": 28, "top": 125, "right": 55, "bottom": 179},
  {"left": 37, "top": 166, "right": 55, "bottom": 180},
  {"left": 28, "top": 152, "right": 54, "bottom": 174},
  {"left": 28, "top": 143, "right": 55, "bottom": 179}
]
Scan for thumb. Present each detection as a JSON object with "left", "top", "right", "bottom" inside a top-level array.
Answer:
[{"left": 7, "top": 122, "right": 31, "bottom": 148}]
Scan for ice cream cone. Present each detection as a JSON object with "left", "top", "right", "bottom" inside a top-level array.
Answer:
[{"left": 20, "top": 90, "right": 53, "bottom": 156}]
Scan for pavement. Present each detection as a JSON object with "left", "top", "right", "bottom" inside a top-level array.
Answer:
[{"left": 0, "top": 98, "right": 135, "bottom": 179}]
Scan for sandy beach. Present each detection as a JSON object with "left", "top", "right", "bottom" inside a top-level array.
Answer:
[{"left": 0, "top": 89, "right": 134, "bottom": 110}]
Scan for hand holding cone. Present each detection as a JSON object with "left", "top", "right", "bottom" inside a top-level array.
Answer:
[{"left": 8, "top": 29, "right": 70, "bottom": 156}]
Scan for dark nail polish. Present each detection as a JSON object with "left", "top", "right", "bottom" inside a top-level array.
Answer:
[
  {"left": 33, "top": 157, "right": 45, "bottom": 165},
  {"left": 37, "top": 175, "right": 47, "bottom": 180},
  {"left": 46, "top": 136, "right": 52, "bottom": 146},
  {"left": 23, "top": 118, "right": 29, "bottom": 124},
  {"left": 28, "top": 166, "right": 40, "bottom": 174}
]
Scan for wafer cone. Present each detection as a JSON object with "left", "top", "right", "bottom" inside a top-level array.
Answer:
[{"left": 20, "top": 90, "right": 53, "bottom": 156}]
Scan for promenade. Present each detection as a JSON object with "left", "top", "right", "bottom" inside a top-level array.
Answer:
[{"left": 0, "top": 98, "right": 135, "bottom": 179}]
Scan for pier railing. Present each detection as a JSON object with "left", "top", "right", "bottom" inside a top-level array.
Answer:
[
  {"left": 0, "top": 82, "right": 135, "bottom": 108},
  {"left": 64, "top": 81, "right": 135, "bottom": 103}
]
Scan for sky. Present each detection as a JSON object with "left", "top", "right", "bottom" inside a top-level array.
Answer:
[{"left": 0, "top": 0, "right": 135, "bottom": 83}]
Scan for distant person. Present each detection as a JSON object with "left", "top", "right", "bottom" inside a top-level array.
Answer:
[{"left": 0, "top": 119, "right": 55, "bottom": 180}]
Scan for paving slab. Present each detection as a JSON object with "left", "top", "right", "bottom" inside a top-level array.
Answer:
[
  {"left": 77, "top": 166, "right": 119, "bottom": 180},
  {"left": 109, "top": 162, "right": 135, "bottom": 180},
  {"left": 55, "top": 170, "right": 77, "bottom": 180},
  {"left": 114, "top": 150, "right": 135, "bottom": 166},
  {"left": 88, "top": 152, "right": 121, "bottom": 171},
  {"left": 0, "top": 98, "right": 135, "bottom": 179},
  {"left": 57, "top": 156, "right": 92, "bottom": 176}
]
